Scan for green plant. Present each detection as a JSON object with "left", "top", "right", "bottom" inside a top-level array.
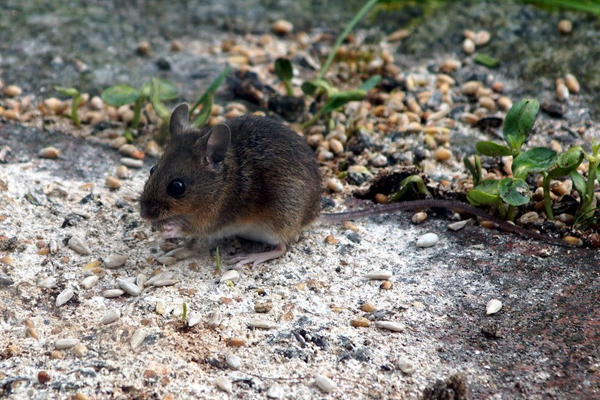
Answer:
[
  {"left": 190, "top": 66, "right": 231, "bottom": 127},
  {"left": 389, "top": 175, "right": 431, "bottom": 202},
  {"left": 55, "top": 86, "right": 81, "bottom": 126},
  {"left": 274, "top": 58, "right": 294, "bottom": 96},
  {"left": 182, "top": 302, "right": 188, "bottom": 322},
  {"left": 215, "top": 247, "right": 222, "bottom": 275}
]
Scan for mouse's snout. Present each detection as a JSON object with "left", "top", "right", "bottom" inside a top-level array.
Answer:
[{"left": 139, "top": 199, "right": 163, "bottom": 221}]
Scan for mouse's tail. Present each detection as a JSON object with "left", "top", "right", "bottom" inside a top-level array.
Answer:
[{"left": 320, "top": 199, "right": 570, "bottom": 247}]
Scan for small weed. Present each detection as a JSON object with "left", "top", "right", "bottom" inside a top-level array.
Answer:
[{"left": 55, "top": 86, "right": 81, "bottom": 126}]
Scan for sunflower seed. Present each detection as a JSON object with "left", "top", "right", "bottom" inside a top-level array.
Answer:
[
  {"left": 364, "top": 270, "right": 393, "bottom": 280},
  {"left": 55, "top": 338, "right": 79, "bottom": 349},
  {"left": 81, "top": 275, "right": 99, "bottom": 289},
  {"left": 156, "top": 256, "right": 177, "bottom": 265},
  {"left": 104, "top": 255, "right": 127, "bottom": 269},
  {"left": 247, "top": 318, "right": 278, "bottom": 330},
  {"left": 315, "top": 374, "right": 336, "bottom": 393},
  {"left": 118, "top": 279, "right": 141, "bottom": 296},
  {"left": 416, "top": 233, "right": 439, "bottom": 248},
  {"left": 215, "top": 376, "right": 233, "bottom": 394},
  {"left": 39, "top": 277, "right": 57, "bottom": 289},
  {"left": 68, "top": 236, "right": 91, "bottom": 255},
  {"left": 152, "top": 279, "right": 179, "bottom": 287},
  {"left": 136, "top": 274, "right": 147, "bottom": 288},
  {"left": 120, "top": 157, "right": 144, "bottom": 168},
  {"left": 100, "top": 309, "right": 121, "bottom": 325},
  {"left": 220, "top": 270, "right": 240, "bottom": 283},
  {"left": 56, "top": 288, "right": 74, "bottom": 307},
  {"left": 486, "top": 299, "right": 503, "bottom": 315},
  {"left": 448, "top": 219, "right": 470, "bottom": 231},
  {"left": 375, "top": 321, "right": 404, "bottom": 332},
  {"left": 225, "top": 352, "right": 241, "bottom": 370},
  {"left": 103, "top": 289, "right": 125, "bottom": 298},
  {"left": 130, "top": 328, "right": 148, "bottom": 349}
]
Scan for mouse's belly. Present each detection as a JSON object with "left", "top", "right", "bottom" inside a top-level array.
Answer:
[{"left": 208, "top": 222, "right": 281, "bottom": 245}]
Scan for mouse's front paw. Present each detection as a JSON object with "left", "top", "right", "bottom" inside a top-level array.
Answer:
[{"left": 224, "top": 243, "right": 287, "bottom": 269}]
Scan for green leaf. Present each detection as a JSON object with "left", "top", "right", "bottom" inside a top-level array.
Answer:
[
  {"left": 558, "top": 146, "right": 584, "bottom": 169},
  {"left": 466, "top": 179, "right": 500, "bottom": 206},
  {"left": 475, "top": 141, "right": 515, "bottom": 157},
  {"left": 321, "top": 90, "right": 366, "bottom": 114},
  {"left": 502, "top": 98, "right": 539, "bottom": 152},
  {"left": 498, "top": 177, "right": 531, "bottom": 206},
  {"left": 570, "top": 170, "right": 587, "bottom": 199},
  {"left": 474, "top": 53, "right": 499, "bottom": 68},
  {"left": 359, "top": 75, "right": 382, "bottom": 91},
  {"left": 140, "top": 78, "right": 179, "bottom": 101},
  {"left": 189, "top": 66, "right": 231, "bottom": 115},
  {"left": 389, "top": 175, "right": 431, "bottom": 202},
  {"left": 54, "top": 86, "right": 79, "bottom": 97},
  {"left": 101, "top": 85, "right": 140, "bottom": 107},
  {"left": 301, "top": 79, "right": 336, "bottom": 97},
  {"left": 149, "top": 78, "right": 170, "bottom": 120},
  {"left": 191, "top": 94, "right": 213, "bottom": 128},
  {"left": 512, "top": 147, "right": 557, "bottom": 179},
  {"left": 274, "top": 58, "right": 293, "bottom": 82}
]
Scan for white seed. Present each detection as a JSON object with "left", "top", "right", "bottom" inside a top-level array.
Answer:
[
  {"left": 100, "top": 309, "right": 121, "bottom": 325},
  {"left": 130, "top": 328, "right": 148, "bottom": 349},
  {"left": 39, "top": 146, "right": 61, "bottom": 159},
  {"left": 49, "top": 239, "right": 58, "bottom": 254},
  {"left": 208, "top": 311, "right": 222, "bottom": 328},
  {"left": 118, "top": 279, "right": 141, "bottom": 296},
  {"left": 375, "top": 321, "right": 404, "bottom": 332},
  {"left": 247, "top": 318, "right": 278, "bottom": 330},
  {"left": 164, "top": 247, "right": 195, "bottom": 260},
  {"left": 156, "top": 301, "right": 167, "bottom": 316},
  {"left": 73, "top": 344, "right": 87, "bottom": 358},
  {"left": 55, "top": 338, "right": 79, "bottom": 349},
  {"left": 225, "top": 352, "right": 241, "bottom": 370},
  {"left": 565, "top": 74, "right": 580, "bottom": 94},
  {"left": 266, "top": 384, "right": 285, "bottom": 399},
  {"left": 68, "top": 236, "right": 91, "bottom": 255},
  {"left": 120, "top": 157, "right": 144, "bottom": 168},
  {"left": 397, "top": 358, "right": 416, "bottom": 374},
  {"left": 145, "top": 140, "right": 161, "bottom": 157},
  {"left": 497, "top": 96, "right": 513, "bottom": 111},
  {"left": 145, "top": 272, "right": 174, "bottom": 286},
  {"left": 136, "top": 274, "right": 147, "bottom": 288},
  {"left": 272, "top": 19, "right": 293, "bottom": 35},
  {"left": 71, "top": 208, "right": 90, "bottom": 219},
  {"left": 364, "top": 270, "right": 393, "bottom": 280},
  {"left": 329, "top": 138, "right": 344, "bottom": 155},
  {"left": 416, "top": 233, "right": 439, "bottom": 248},
  {"left": 3, "top": 85, "right": 22, "bottom": 97},
  {"left": 556, "top": 79, "right": 569, "bottom": 101},
  {"left": 462, "top": 38, "right": 475, "bottom": 54},
  {"left": 461, "top": 81, "right": 481, "bottom": 95},
  {"left": 475, "top": 30, "right": 491, "bottom": 46},
  {"left": 110, "top": 137, "right": 127, "bottom": 149},
  {"left": 315, "top": 374, "right": 336, "bottom": 393},
  {"left": 39, "top": 277, "right": 57, "bottom": 289},
  {"left": 188, "top": 312, "right": 202, "bottom": 327},
  {"left": 486, "top": 299, "right": 503, "bottom": 315},
  {"left": 220, "top": 270, "right": 240, "bottom": 283},
  {"left": 558, "top": 19, "right": 572, "bottom": 34},
  {"left": 81, "top": 275, "right": 99, "bottom": 289},
  {"left": 151, "top": 279, "right": 179, "bottom": 287},
  {"left": 56, "top": 288, "right": 74, "bottom": 307},
  {"left": 326, "top": 178, "right": 343, "bottom": 193},
  {"left": 103, "top": 289, "right": 125, "bottom": 298},
  {"left": 215, "top": 376, "right": 233, "bottom": 394},
  {"left": 104, "top": 255, "right": 127, "bottom": 269},
  {"left": 118, "top": 144, "right": 138, "bottom": 157},
  {"left": 448, "top": 219, "right": 470, "bottom": 231},
  {"left": 156, "top": 256, "right": 177, "bottom": 265},
  {"left": 412, "top": 211, "right": 427, "bottom": 224},
  {"left": 89, "top": 96, "right": 104, "bottom": 110}
]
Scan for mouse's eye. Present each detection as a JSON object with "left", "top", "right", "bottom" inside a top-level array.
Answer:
[
  {"left": 150, "top": 165, "right": 157, "bottom": 175},
  {"left": 167, "top": 179, "right": 186, "bottom": 197}
]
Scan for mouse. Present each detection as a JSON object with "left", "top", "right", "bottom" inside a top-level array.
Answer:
[{"left": 139, "top": 104, "right": 569, "bottom": 269}]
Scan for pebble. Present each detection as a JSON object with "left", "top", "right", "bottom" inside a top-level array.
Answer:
[
  {"left": 104, "top": 255, "right": 127, "bottom": 268},
  {"left": 360, "top": 303, "right": 376, "bottom": 312},
  {"left": 38, "top": 371, "right": 51, "bottom": 384},
  {"left": 248, "top": 318, "right": 278, "bottom": 329},
  {"left": 397, "top": 358, "right": 416, "bottom": 374},
  {"left": 370, "top": 154, "right": 387, "bottom": 167},
  {"left": 266, "top": 384, "right": 285, "bottom": 399},
  {"left": 462, "top": 38, "right": 475, "bottom": 54},
  {"left": 272, "top": 19, "right": 293, "bottom": 35},
  {"left": 130, "top": 328, "right": 148, "bottom": 349},
  {"left": 254, "top": 300, "right": 273, "bottom": 313},
  {"left": 565, "top": 74, "right": 580, "bottom": 94},
  {"left": 350, "top": 317, "right": 370, "bottom": 327},
  {"left": 4, "top": 85, "right": 22, "bottom": 97},
  {"left": 558, "top": 19, "right": 572, "bottom": 34},
  {"left": 215, "top": 376, "right": 233, "bottom": 394},
  {"left": 68, "top": 236, "right": 92, "bottom": 255},
  {"left": 474, "top": 30, "right": 491, "bottom": 46},
  {"left": 106, "top": 176, "right": 122, "bottom": 189},
  {"left": 380, "top": 280, "right": 392, "bottom": 290},
  {"left": 103, "top": 289, "right": 125, "bottom": 298},
  {"left": 116, "top": 165, "right": 130, "bottom": 179},
  {"left": 486, "top": 299, "right": 503, "bottom": 315},
  {"left": 118, "top": 279, "right": 141, "bottom": 296},
  {"left": 39, "top": 277, "right": 57, "bottom": 289},
  {"left": 315, "top": 374, "right": 336, "bottom": 393},
  {"left": 55, "top": 338, "right": 79, "bottom": 349},
  {"left": 225, "top": 352, "right": 241, "bottom": 370},
  {"left": 120, "top": 157, "right": 144, "bottom": 168},
  {"left": 375, "top": 321, "right": 404, "bottom": 332},
  {"left": 156, "top": 256, "right": 177, "bottom": 265},
  {"left": 326, "top": 178, "right": 343, "bottom": 193},
  {"left": 137, "top": 41, "right": 151, "bottom": 55},
  {"left": 73, "top": 344, "right": 87, "bottom": 358},
  {"left": 100, "top": 309, "right": 121, "bottom": 325},
  {"left": 81, "top": 275, "right": 99, "bottom": 289},
  {"left": 434, "top": 148, "right": 452, "bottom": 162},
  {"left": 220, "top": 269, "right": 240, "bottom": 283},
  {"left": 448, "top": 220, "right": 470, "bottom": 231},
  {"left": 71, "top": 208, "right": 91, "bottom": 219},
  {"left": 188, "top": 312, "right": 202, "bottom": 327},
  {"left": 411, "top": 211, "right": 427, "bottom": 224},
  {"left": 364, "top": 270, "right": 393, "bottom": 280},
  {"left": 56, "top": 288, "right": 74, "bottom": 307},
  {"left": 416, "top": 233, "right": 439, "bottom": 248},
  {"left": 89, "top": 96, "right": 104, "bottom": 110}
]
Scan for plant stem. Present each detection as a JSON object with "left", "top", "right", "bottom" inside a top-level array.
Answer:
[
  {"left": 284, "top": 81, "right": 294, "bottom": 97},
  {"left": 317, "top": 0, "right": 379, "bottom": 80},
  {"left": 71, "top": 94, "right": 81, "bottom": 126},
  {"left": 300, "top": 107, "right": 327, "bottom": 130},
  {"left": 542, "top": 174, "right": 554, "bottom": 220},
  {"left": 131, "top": 97, "right": 144, "bottom": 130},
  {"left": 582, "top": 159, "right": 598, "bottom": 214},
  {"left": 507, "top": 205, "right": 517, "bottom": 222}
]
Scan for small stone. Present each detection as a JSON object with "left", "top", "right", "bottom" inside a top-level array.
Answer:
[
  {"left": 118, "top": 279, "right": 141, "bottom": 296},
  {"left": 416, "top": 233, "right": 439, "bottom": 248},
  {"left": 39, "top": 277, "right": 57, "bottom": 289},
  {"left": 380, "top": 280, "right": 392, "bottom": 290},
  {"left": 350, "top": 317, "right": 370, "bottom": 327},
  {"left": 170, "top": 40, "right": 183, "bottom": 51},
  {"left": 462, "top": 38, "right": 475, "bottom": 54},
  {"left": 55, "top": 338, "right": 79, "bottom": 349},
  {"left": 156, "top": 256, "right": 177, "bottom": 265},
  {"left": 188, "top": 312, "right": 202, "bottom": 327},
  {"left": 397, "top": 358, "right": 416, "bottom": 375},
  {"left": 486, "top": 299, "right": 503, "bottom": 315},
  {"left": 364, "top": 270, "right": 392, "bottom": 280},
  {"left": 370, "top": 154, "right": 387, "bottom": 167},
  {"left": 220, "top": 270, "right": 240, "bottom": 283},
  {"left": 266, "top": 384, "right": 285, "bottom": 399},
  {"left": 68, "top": 236, "right": 91, "bottom": 255},
  {"left": 38, "top": 371, "right": 51, "bottom": 384},
  {"left": 104, "top": 255, "right": 127, "bottom": 268},
  {"left": 326, "top": 178, "right": 343, "bottom": 193},
  {"left": 81, "top": 275, "right": 99, "bottom": 289},
  {"left": 56, "top": 288, "right": 74, "bottom": 307},
  {"left": 227, "top": 337, "right": 246, "bottom": 347},
  {"left": 448, "top": 220, "right": 470, "bottom": 231},
  {"left": 360, "top": 303, "right": 376, "bottom": 312},
  {"left": 247, "top": 318, "right": 278, "bottom": 329},
  {"left": 565, "top": 74, "right": 580, "bottom": 94},
  {"left": 215, "top": 376, "right": 233, "bottom": 394},
  {"left": 73, "top": 344, "right": 87, "bottom": 358},
  {"left": 474, "top": 30, "right": 491, "bottom": 46},
  {"left": 103, "top": 289, "right": 125, "bottom": 298},
  {"left": 4, "top": 85, "right": 22, "bottom": 97},
  {"left": 272, "top": 19, "right": 293, "bottom": 35},
  {"left": 225, "top": 352, "right": 241, "bottom": 370},
  {"left": 412, "top": 211, "right": 427, "bottom": 224},
  {"left": 434, "top": 148, "right": 452, "bottom": 162},
  {"left": 106, "top": 176, "right": 122, "bottom": 189},
  {"left": 375, "top": 321, "right": 403, "bottom": 332},
  {"left": 558, "top": 19, "right": 572, "bottom": 34},
  {"left": 100, "top": 309, "right": 121, "bottom": 325},
  {"left": 131, "top": 328, "right": 148, "bottom": 349},
  {"left": 315, "top": 374, "right": 336, "bottom": 393}
]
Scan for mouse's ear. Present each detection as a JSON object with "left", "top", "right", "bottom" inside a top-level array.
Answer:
[
  {"left": 204, "top": 123, "right": 231, "bottom": 166},
  {"left": 169, "top": 103, "right": 189, "bottom": 136}
]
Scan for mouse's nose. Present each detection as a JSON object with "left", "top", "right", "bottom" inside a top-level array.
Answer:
[{"left": 139, "top": 201, "right": 159, "bottom": 220}]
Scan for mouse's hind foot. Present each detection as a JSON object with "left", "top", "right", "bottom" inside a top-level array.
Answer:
[{"left": 225, "top": 243, "right": 286, "bottom": 269}]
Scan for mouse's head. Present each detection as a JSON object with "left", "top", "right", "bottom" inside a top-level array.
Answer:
[{"left": 139, "top": 103, "right": 232, "bottom": 238}]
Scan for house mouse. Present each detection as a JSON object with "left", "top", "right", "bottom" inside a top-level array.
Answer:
[{"left": 140, "top": 104, "right": 568, "bottom": 269}]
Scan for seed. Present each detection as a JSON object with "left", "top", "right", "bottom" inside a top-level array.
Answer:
[
  {"left": 3, "top": 109, "right": 19, "bottom": 121},
  {"left": 118, "top": 144, "right": 138, "bottom": 157},
  {"left": 407, "top": 122, "right": 422, "bottom": 133},
  {"left": 374, "top": 193, "right": 389, "bottom": 204},
  {"left": 120, "top": 157, "right": 143, "bottom": 168},
  {"left": 375, "top": 321, "right": 403, "bottom": 332},
  {"left": 565, "top": 74, "right": 580, "bottom": 94},
  {"left": 272, "top": 19, "right": 293, "bottom": 35},
  {"left": 475, "top": 30, "right": 491, "bottom": 46},
  {"left": 118, "top": 279, "right": 141, "bottom": 296},
  {"left": 479, "top": 220, "right": 497, "bottom": 229},
  {"left": 448, "top": 219, "right": 470, "bottom": 231},
  {"left": 27, "top": 326, "right": 39, "bottom": 340},
  {"left": 44, "top": 98, "right": 68, "bottom": 114},
  {"left": 558, "top": 19, "right": 572, "bottom": 34},
  {"left": 555, "top": 213, "right": 574, "bottom": 224},
  {"left": 364, "top": 270, "right": 392, "bottom": 280},
  {"left": 397, "top": 358, "right": 416, "bottom": 374},
  {"left": 115, "top": 165, "right": 129, "bottom": 179},
  {"left": 100, "top": 309, "right": 121, "bottom": 325},
  {"left": 351, "top": 317, "right": 370, "bottom": 327},
  {"left": 215, "top": 376, "right": 233, "bottom": 394},
  {"left": 131, "top": 328, "right": 148, "bottom": 349},
  {"left": 497, "top": 96, "right": 512, "bottom": 111},
  {"left": 550, "top": 181, "right": 569, "bottom": 196},
  {"left": 461, "top": 112, "right": 479, "bottom": 125},
  {"left": 137, "top": 41, "right": 151, "bottom": 55},
  {"left": 406, "top": 99, "right": 422, "bottom": 116},
  {"left": 440, "top": 59, "right": 461, "bottom": 72},
  {"left": 254, "top": 300, "right": 273, "bottom": 313},
  {"left": 266, "top": 384, "right": 285, "bottom": 399},
  {"left": 227, "top": 337, "right": 246, "bottom": 347},
  {"left": 39, "top": 146, "right": 61, "bottom": 159},
  {"left": 486, "top": 299, "right": 503, "bottom": 315},
  {"left": 73, "top": 344, "right": 87, "bottom": 358},
  {"left": 106, "top": 176, "right": 122, "bottom": 189},
  {"left": 360, "top": 303, "right": 376, "bottom": 312},
  {"left": 225, "top": 352, "right": 241, "bottom": 370},
  {"left": 248, "top": 318, "right": 278, "bottom": 329},
  {"left": 152, "top": 279, "right": 179, "bottom": 287},
  {"left": 220, "top": 270, "right": 240, "bottom": 283},
  {"left": 412, "top": 211, "right": 427, "bottom": 224},
  {"left": 55, "top": 338, "right": 79, "bottom": 349},
  {"left": 68, "top": 236, "right": 91, "bottom": 255},
  {"left": 479, "top": 96, "right": 496, "bottom": 111},
  {"left": 416, "top": 232, "right": 439, "bottom": 247},
  {"left": 327, "top": 178, "right": 343, "bottom": 193},
  {"left": 315, "top": 374, "right": 336, "bottom": 393},
  {"left": 81, "top": 276, "right": 99, "bottom": 289},
  {"left": 38, "top": 371, "right": 51, "bottom": 384},
  {"left": 104, "top": 255, "right": 127, "bottom": 269},
  {"left": 434, "top": 148, "right": 452, "bottom": 162},
  {"left": 208, "top": 311, "right": 222, "bottom": 328},
  {"left": 39, "top": 277, "right": 57, "bottom": 289},
  {"left": 380, "top": 280, "right": 392, "bottom": 290},
  {"left": 56, "top": 288, "right": 74, "bottom": 307},
  {"left": 556, "top": 79, "right": 569, "bottom": 101},
  {"left": 462, "top": 38, "right": 475, "bottom": 54},
  {"left": 103, "top": 289, "right": 125, "bottom": 298},
  {"left": 4, "top": 85, "right": 22, "bottom": 97},
  {"left": 563, "top": 236, "right": 582, "bottom": 247},
  {"left": 385, "top": 29, "right": 410, "bottom": 42},
  {"left": 329, "top": 138, "right": 344, "bottom": 155}
]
